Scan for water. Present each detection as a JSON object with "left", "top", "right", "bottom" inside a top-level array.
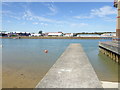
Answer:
[{"left": 2, "top": 39, "right": 119, "bottom": 88}]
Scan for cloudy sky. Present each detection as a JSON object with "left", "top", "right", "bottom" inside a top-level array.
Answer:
[{"left": 2, "top": 2, "right": 117, "bottom": 33}]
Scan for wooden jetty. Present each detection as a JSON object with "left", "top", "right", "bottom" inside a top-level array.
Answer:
[
  {"left": 36, "top": 44, "right": 102, "bottom": 88},
  {"left": 99, "top": 41, "right": 120, "bottom": 63}
]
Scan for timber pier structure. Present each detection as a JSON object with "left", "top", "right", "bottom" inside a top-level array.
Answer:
[{"left": 99, "top": 41, "right": 120, "bottom": 63}]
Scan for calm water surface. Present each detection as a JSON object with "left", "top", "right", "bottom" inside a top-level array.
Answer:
[{"left": 2, "top": 39, "right": 119, "bottom": 88}]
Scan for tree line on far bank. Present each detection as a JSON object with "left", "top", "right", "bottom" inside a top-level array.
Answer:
[{"left": 76, "top": 32, "right": 115, "bottom": 35}]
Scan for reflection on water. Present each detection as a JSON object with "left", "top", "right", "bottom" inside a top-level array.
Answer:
[
  {"left": 2, "top": 39, "right": 119, "bottom": 88},
  {"left": 97, "top": 52, "right": 118, "bottom": 81}
]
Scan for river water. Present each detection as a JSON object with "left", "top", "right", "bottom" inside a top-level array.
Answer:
[{"left": 2, "top": 39, "right": 119, "bottom": 88}]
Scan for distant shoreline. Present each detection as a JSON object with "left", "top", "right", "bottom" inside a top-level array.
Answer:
[{"left": 0, "top": 36, "right": 112, "bottom": 39}]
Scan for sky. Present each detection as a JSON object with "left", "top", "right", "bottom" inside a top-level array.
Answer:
[{"left": 2, "top": 2, "right": 117, "bottom": 33}]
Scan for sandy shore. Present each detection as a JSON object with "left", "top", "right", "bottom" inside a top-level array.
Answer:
[
  {"left": 101, "top": 81, "right": 119, "bottom": 88},
  {"left": 2, "top": 67, "right": 47, "bottom": 88}
]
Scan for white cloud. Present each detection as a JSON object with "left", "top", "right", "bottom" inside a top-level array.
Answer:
[
  {"left": 91, "top": 6, "right": 117, "bottom": 17},
  {"left": 2, "top": 2, "right": 10, "bottom": 6},
  {"left": 44, "top": 23, "right": 48, "bottom": 26},
  {"left": 7, "top": 20, "right": 11, "bottom": 23},
  {"left": 40, "top": 23, "right": 48, "bottom": 26},
  {"left": 74, "top": 6, "right": 117, "bottom": 20},
  {"left": 103, "top": 17, "right": 116, "bottom": 22},
  {"left": 23, "top": 10, "right": 56, "bottom": 22},
  {"left": 70, "top": 23, "right": 88, "bottom": 27},
  {"left": 73, "top": 15, "right": 93, "bottom": 19},
  {"left": 10, "top": 16, "right": 21, "bottom": 20},
  {"left": 2, "top": 10, "right": 21, "bottom": 20},
  {"left": 44, "top": 3, "right": 58, "bottom": 15},
  {"left": 32, "top": 22, "right": 48, "bottom": 26},
  {"left": 21, "top": 22, "right": 26, "bottom": 25},
  {"left": 48, "top": 5, "right": 57, "bottom": 15},
  {"left": 33, "top": 22, "right": 38, "bottom": 25},
  {"left": 2, "top": 10, "right": 14, "bottom": 15}
]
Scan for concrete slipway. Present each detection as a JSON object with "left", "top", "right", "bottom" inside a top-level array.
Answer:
[{"left": 36, "top": 44, "right": 102, "bottom": 88}]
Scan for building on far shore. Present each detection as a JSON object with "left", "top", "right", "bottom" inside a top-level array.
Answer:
[
  {"left": 47, "top": 32, "right": 63, "bottom": 36},
  {"left": 77, "top": 34, "right": 101, "bottom": 37},
  {"left": 0, "top": 31, "right": 31, "bottom": 37},
  {"left": 1, "top": 30, "right": 116, "bottom": 38},
  {"left": 100, "top": 33, "right": 116, "bottom": 37},
  {"left": 63, "top": 33, "right": 74, "bottom": 37},
  {"left": 30, "top": 33, "right": 41, "bottom": 37}
]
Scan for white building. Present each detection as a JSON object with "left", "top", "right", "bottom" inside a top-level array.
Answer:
[
  {"left": 77, "top": 34, "right": 100, "bottom": 37},
  {"left": 64, "top": 33, "right": 74, "bottom": 37},
  {"left": 101, "top": 33, "right": 116, "bottom": 37},
  {"left": 48, "top": 32, "right": 63, "bottom": 36},
  {"left": 30, "top": 33, "right": 41, "bottom": 36}
]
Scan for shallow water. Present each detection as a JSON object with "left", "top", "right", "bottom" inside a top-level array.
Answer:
[{"left": 2, "top": 39, "right": 119, "bottom": 88}]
